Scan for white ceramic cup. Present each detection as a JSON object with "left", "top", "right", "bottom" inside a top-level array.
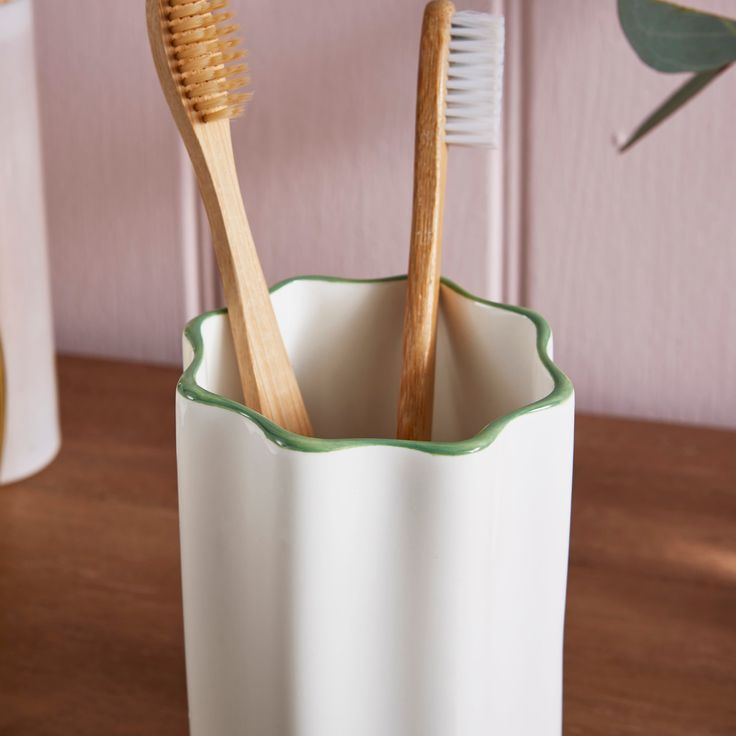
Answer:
[
  {"left": 0, "top": 0, "right": 60, "bottom": 485},
  {"left": 176, "top": 276, "right": 574, "bottom": 736}
]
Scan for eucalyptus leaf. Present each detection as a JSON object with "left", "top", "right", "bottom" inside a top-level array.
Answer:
[
  {"left": 618, "top": 0, "right": 736, "bottom": 72},
  {"left": 618, "top": 64, "right": 729, "bottom": 152}
]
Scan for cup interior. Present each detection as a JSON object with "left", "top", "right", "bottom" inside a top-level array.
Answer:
[{"left": 189, "top": 277, "right": 558, "bottom": 444}]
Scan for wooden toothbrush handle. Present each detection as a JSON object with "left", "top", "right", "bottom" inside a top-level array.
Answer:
[
  {"left": 145, "top": 0, "right": 312, "bottom": 436},
  {"left": 197, "top": 121, "right": 314, "bottom": 437},
  {"left": 397, "top": 0, "right": 454, "bottom": 442}
]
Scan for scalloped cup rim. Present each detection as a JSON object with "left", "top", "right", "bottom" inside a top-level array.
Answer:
[{"left": 177, "top": 274, "right": 574, "bottom": 455}]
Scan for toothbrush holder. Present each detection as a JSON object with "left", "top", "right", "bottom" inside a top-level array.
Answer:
[{"left": 176, "top": 275, "right": 574, "bottom": 736}]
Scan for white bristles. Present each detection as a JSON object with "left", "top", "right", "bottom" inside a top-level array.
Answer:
[{"left": 446, "top": 10, "right": 504, "bottom": 147}]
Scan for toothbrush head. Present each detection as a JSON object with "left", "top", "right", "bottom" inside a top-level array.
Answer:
[
  {"left": 163, "top": 0, "right": 252, "bottom": 123},
  {"left": 446, "top": 10, "right": 504, "bottom": 147}
]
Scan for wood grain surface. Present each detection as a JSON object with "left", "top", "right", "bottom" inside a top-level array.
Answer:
[
  {"left": 146, "top": 0, "right": 313, "bottom": 436},
  {"left": 0, "top": 356, "right": 734, "bottom": 734},
  {"left": 0, "top": 357, "right": 187, "bottom": 734},
  {"left": 397, "top": 0, "right": 454, "bottom": 442}
]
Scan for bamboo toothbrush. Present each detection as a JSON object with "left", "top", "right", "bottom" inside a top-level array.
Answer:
[
  {"left": 396, "top": 1, "right": 504, "bottom": 441},
  {"left": 146, "top": 0, "right": 313, "bottom": 436}
]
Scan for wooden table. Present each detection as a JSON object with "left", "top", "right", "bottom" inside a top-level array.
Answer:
[{"left": 1, "top": 356, "right": 734, "bottom": 735}]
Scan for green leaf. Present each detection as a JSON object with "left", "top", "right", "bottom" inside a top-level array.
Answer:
[
  {"left": 618, "top": 64, "right": 730, "bottom": 152},
  {"left": 618, "top": 0, "right": 736, "bottom": 72}
]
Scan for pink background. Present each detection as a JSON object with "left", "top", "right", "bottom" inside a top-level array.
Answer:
[
  {"left": 30, "top": 0, "right": 736, "bottom": 428},
  {"left": 519, "top": 0, "right": 736, "bottom": 427}
]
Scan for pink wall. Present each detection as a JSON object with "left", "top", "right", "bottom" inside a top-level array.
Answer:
[
  {"left": 229, "top": 0, "right": 496, "bottom": 292},
  {"left": 29, "top": 0, "right": 736, "bottom": 427},
  {"left": 34, "top": 0, "right": 186, "bottom": 364},
  {"left": 520, "top": 0, "right": 736, "bottom": 428},
  {"left": 33, "top": 0, "right": 495, "bottom": 365}
]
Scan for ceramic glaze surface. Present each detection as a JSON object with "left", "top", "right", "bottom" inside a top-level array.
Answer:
[
  {"left": 176, "top": 277, "right": 574, "bottom": 736},
  {"left": 0, "top": 0, "right": 59, "bottom": 484}
]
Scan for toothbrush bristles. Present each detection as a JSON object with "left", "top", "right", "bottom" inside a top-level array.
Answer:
[
  {"left": 165, "top": 0, "right": 251, "bottom": 123},
  {"left": 446, "top": 11, "right": 504, "bottom": 147}
]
